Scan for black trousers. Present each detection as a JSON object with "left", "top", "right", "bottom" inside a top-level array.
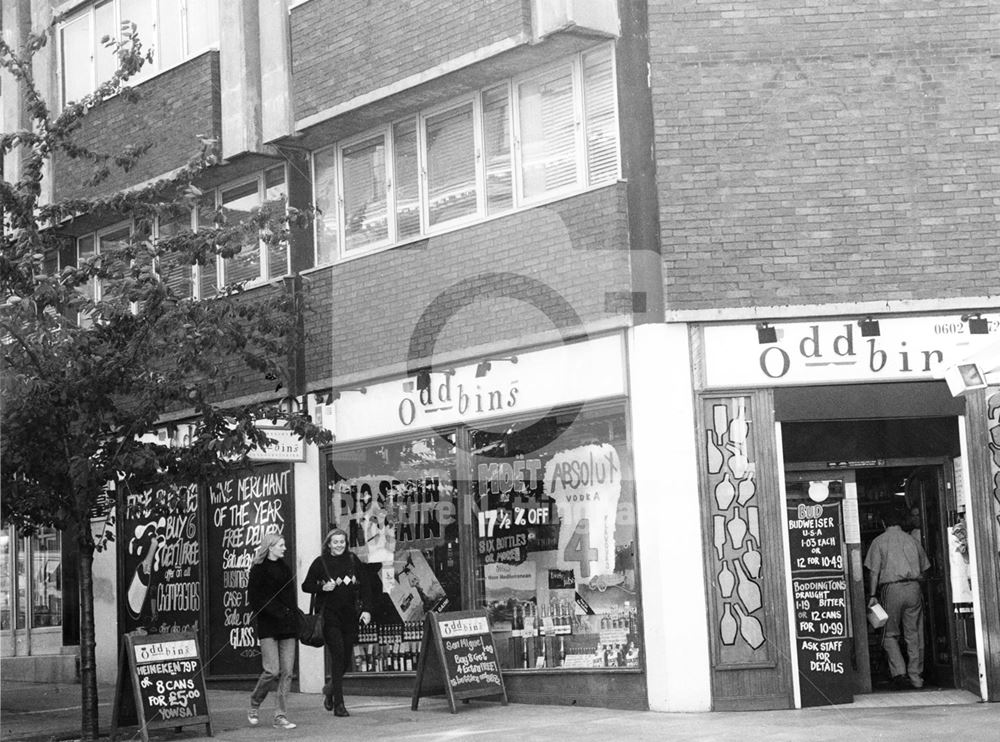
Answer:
[{"left": 322, "top": 622, "right": 354, "bottom": 703}]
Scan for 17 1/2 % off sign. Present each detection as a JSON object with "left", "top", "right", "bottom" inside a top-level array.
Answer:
[{"left": 476, "top": 506, "right": 549, "bottom": 565}]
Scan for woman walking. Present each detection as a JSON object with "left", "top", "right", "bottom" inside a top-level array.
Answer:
[
  {"left": 247, "top": 532, "right": 298, "bottom": 730},
  {"left": 302, "top": 527, "right": 373, "bottom": 717}
]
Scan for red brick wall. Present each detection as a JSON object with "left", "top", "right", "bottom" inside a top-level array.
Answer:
[
  {"left": 300, "top": 184, "right": 632, "bottom": 386},
  {"left": 650, "top": 0, "right": 1000, "bottom": 310},
  {"left": 290, "top": 0, "right": 531, "bottom": 120},
  {"left": 53, "top": 53, "right": 221, "bottom": 201}
]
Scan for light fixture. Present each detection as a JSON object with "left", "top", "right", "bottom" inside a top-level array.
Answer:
[
  {"left": 475, "top": 356, "right": 518, "bottom": 377},
  {"left": 416, "top": 370, "right": 431, "bottom": 392},
  {"left": 756, "top": 323, "right": 777, "bottom": 344},
  {"left": 327, "top": 387, "right": 367, "bottom": 403},
  {"left": 858, "top": 317, "right": 880, "bottom": 337},
  {"left": 962, "top": 313, "right": 989, "bottom": 335}
]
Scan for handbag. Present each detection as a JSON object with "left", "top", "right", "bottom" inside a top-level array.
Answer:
[
  {"left": 298, "top": 557, "right": 332, "bottom": 647},
  {"left": 298, "top": 593, "right": 325, "bottom": 647}
]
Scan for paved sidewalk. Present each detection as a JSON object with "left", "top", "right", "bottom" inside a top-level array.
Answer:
[{"left": 2, "top": 679, "right": 998, "bottom": 742}]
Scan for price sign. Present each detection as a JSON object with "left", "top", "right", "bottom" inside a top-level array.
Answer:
[
  {"left": 786, "top": 499, "right": 853, "bottom": 707},
  {"left": 411, "top": 609, "right": 508, "bottom": 713},
  {"left": 111, "top": 632, "right": 212, "bottom": 742}
]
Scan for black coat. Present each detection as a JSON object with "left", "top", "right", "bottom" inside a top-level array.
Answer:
[
  {"left": 301, "top": 551, "right": 373, "bottom": 642},
  {"left": 247, "top": 558, "right": 298, "bottom": 640}
]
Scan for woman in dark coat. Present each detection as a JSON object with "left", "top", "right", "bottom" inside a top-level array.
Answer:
[
  {"left": 302, "top": 527, "right": 373, "bottom": 717},
  {"left": 247, "top": 532, "right": 298, "bottom": 730}
]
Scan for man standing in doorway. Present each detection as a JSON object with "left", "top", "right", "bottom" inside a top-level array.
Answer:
[{"left": 865, "top": 505, "right": 931, "bottom": 690}]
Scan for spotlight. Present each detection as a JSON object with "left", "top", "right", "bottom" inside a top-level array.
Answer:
[
  {"left": 328, "top": 387, "right": 366, "bottom": 402},
  {"left": 416, "top": 370, "right": 431, "bottom": 392},
  {"left": 756, "top": 323, "right": 777, "bottom": 344},
  {"left": 963, "top": 313, "right": 989, "bottom": 335},
  {"left": 859, "top": 317, "right": 880, "bottom": 337},
  {"left": 475, "top": 356, "right": 518, "bottom": 377}
]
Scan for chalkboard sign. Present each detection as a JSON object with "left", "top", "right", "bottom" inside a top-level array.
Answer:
[
  {"left": 786, "top": 500, "right": 853, "bottom": 707},
  {"left": 205, "top": 463, "right": 295, "bottom": 677},
  {"left": 411, "top": 610, "right": 508, "bottom": 713},
  {"left": 119, "top": 482, "right": 202, "bottom": 636},
  {"left": 111, "top": 632, "right": 212, "bottom": 742}
]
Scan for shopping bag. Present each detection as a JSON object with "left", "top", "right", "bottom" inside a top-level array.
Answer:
[{"left": 867, "top": 600, "right": 888, "bottom": 629}]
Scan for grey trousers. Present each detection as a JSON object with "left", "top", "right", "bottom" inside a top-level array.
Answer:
[{"left": 881, "top": 581, "right": 924, "bottom": 687}]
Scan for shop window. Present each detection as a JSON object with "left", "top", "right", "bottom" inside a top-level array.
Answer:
[
  {"left": 470, "top": 407, "right": 641, "bottom": 671},
  {"left": 312, "top": 43, "right": 619, "bottom": 263},
  {"left": 325, "top": 435, "right": 460, "bottom": 673},
  {"left": 0, "top": 530, "right": 11, "bottom": 631},
  {"left": 58, "top": 0, "right": 220, "bottom": 106},
  {"left": 31, "top": 529, "right": 62, "bottom": 629},
  {"left": 0, "top": 526, "right": 62, "bottom": 637}
]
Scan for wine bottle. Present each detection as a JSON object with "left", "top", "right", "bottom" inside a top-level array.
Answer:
[
  {"left": 715, "top": 472, "right": 736, "bottom": 510},
  {"left": 734, "top": 559, "right": 762, "bottom": 613},
  {"left": 727, "top": 507, "right": 747, "bottom": 550},
  {"left": 714, "top": 515, "right": 727, "bottom": 560},
  {"left": 718, "top": 560, "right": 736, "bottom": 598},
  {"left": 734, "top": 603, "right": 766, "bottom": 649},
  {"left": 719, "top": 603, "right": 738, "bottom": 646},
  {"left": 707, "top": 430, "right": 724, "bottom": 474},
  {"left": 743, "top": 548, "right": 762, "bottom": 578},
  {"left": 737, "top": 470, "right": 756, "bottom": 505}
]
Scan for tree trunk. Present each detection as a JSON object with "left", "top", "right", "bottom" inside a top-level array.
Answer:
[{"left": 78, "top": 538, "right": 100, "bottom": 740}]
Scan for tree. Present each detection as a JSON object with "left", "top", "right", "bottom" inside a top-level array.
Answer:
[{"left": 1, "top": 27, "right": 331, "bottom": 740}]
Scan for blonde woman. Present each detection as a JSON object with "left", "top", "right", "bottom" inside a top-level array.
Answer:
[{"left": 247, "top": 532, "right": 298, "bottom": 730}]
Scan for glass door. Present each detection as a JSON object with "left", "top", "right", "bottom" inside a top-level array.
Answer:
[{"left": 0, "top": 526, "right": 64, "bottom": 657}]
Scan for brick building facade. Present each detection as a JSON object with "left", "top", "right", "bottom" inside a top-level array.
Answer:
[{"left": 3, "top": 0, "right": 997, "bottom": 713}]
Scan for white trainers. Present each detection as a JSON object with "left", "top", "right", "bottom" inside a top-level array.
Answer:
[
  {"left": 273, "top": 715, "right": 297, "bottom": 730},
  {"left": 247, "top": 706, "right": 259, "bottom": 726}
]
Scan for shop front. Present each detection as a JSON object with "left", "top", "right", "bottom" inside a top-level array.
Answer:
[
  {"left": 0, "top": 525, "right": 75, "bottom": 681},
  {"left": 696, "top": 312, "right": 1000, "bottom": 709},
  {"left": 313, "top": 334, "right": 648, "bottom": 708}
]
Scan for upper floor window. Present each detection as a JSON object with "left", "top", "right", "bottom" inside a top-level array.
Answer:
[
  {"left": 65, "top": 221, "right": 131, "bottom": 326},
  {"left": 312, "top": 44, "right": 619, "bottom": 263},
  {"left": 204, "top": 166, "right": 289, "bottom": 295},
  {"left": 64, "top": 165, "right": 288, "bottom": 307},
  {"left": 59, "top": 0, "right": 219, "bottom": 106}
]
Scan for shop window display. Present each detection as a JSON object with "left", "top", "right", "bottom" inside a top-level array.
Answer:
[
  {"left": 470, "top": 407, "right": 640, "bottom": 670},
  {"left": 325, "top": 435, "right": 460, "bottom": 673}
]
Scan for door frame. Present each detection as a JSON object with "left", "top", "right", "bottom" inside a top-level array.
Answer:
[{"left": 784, "top": 458, "right": 963, "bottom": 693}]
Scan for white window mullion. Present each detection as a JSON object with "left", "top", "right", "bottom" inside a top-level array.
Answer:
[
  {"left": 385, "top": 124, "right": 397, "bottom": 244},
  {"left": 417, "top": 114, "right": 429, "bottom": 235},
  {"left": 257, "top": 173, "right": 268, "bottom": 280},
  {"left": 335, "top": 147, "right": 347, "bottom": 260},
  {"left": 511, "top": 83, "right": 525, "bottom": 207},
  {"left": 472, "top": 93, "right": 486, "bottom": 219},
  {"left": 572, "top": 55, "right": 587, "bottom": 189}
]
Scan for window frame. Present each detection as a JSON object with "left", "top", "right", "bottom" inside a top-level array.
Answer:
[
  {"left": 211, "top": 165, "right": 290, "bottom": 292},
  {"left": 311, "top": 43, "right": 620, "bottom": 266},
  {"left": 57, "top": 0, "right": 220, "bottom": 107}
]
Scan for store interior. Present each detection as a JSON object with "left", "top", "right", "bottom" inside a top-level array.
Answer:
[{"left": 782, "top": 415, "right": 979, "bottom": 697}]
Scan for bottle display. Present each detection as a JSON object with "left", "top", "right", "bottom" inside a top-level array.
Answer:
[
  {"left": 503, "top": 599, "right": 642, "bottom": 669},
  {"left": 350, "top": 620, "right": 423, "bottom": 674}
]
